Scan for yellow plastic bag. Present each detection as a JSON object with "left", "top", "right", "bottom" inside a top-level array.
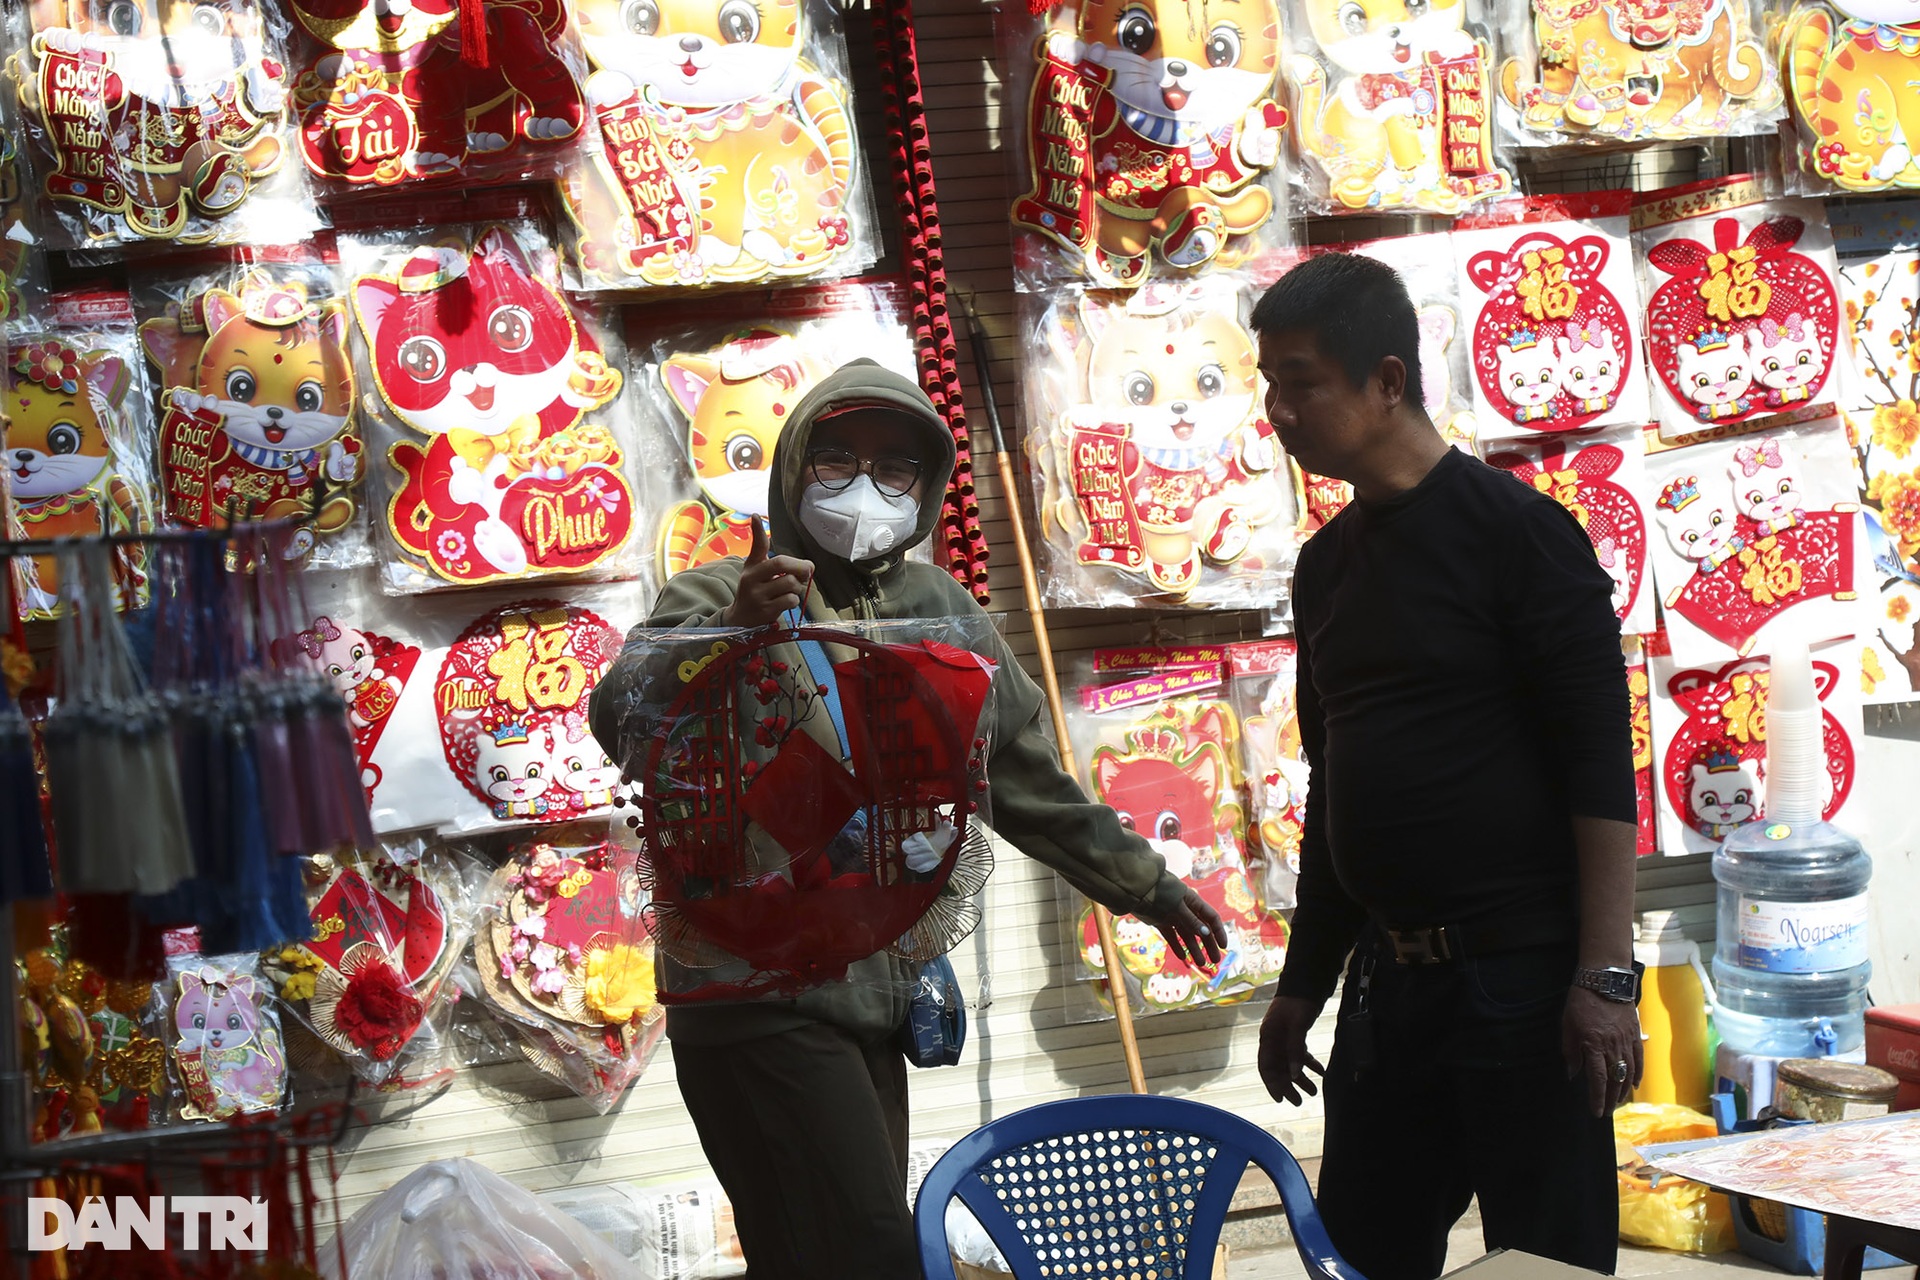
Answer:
[{"left": 1614, "top": 1103, "right": 1736, "bottom": 1254}]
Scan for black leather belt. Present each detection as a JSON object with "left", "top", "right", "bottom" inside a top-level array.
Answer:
[{"left": 1373, "top": 913, "right": 1576, "bottom": 965}]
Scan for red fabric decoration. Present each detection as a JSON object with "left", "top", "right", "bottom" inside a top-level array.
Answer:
[
  {"left": 333, "top": 956, "right": 424, "bottom": 1061},
  {"left": 459, "top": 0, "right": 491, "bottom": 67}
]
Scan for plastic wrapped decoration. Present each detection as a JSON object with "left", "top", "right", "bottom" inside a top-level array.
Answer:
[
  {"left": 165, "top": 952, "right": 287, "bottom": 1122},
  {"left": 344, "top": 220, "right": 647, "bottom": 593},
  {"left": 1631, "top": 178, "right": 1846, "bottom": 441},
  {"left": 1224, "top": 640, "right": 1303, "bottom": 913},
  {"left": 1625, "top": 637, "right": 1658, "bottom": 856},
  {"left": 263, "top": 845, "right": 468, "bottom": 1086},
  {"left": 639, "top": 285, "right": 916, "bottom": 579},
  {"left": 137, "top": 252, "right": 370, "bottom": 568},
  {"left": 1495, "top": 0, "right": 1780, "bottom": 147},
  {"left": 1828, "top": 199, "right": 1920, "bottom": 703},
  {"left": 559, "top": 0, "right": 875, "bottom": 292},
  {"left": 286, "top": 0, "right": 592, "bottom": 190},
  {"left": 605, "top": 617, "right": 999, "bottom": 1004},
  {"left": 1023, "top": 276, "right": 1295, "bottom": 608},
  {"left": 430, "top": 597, "right": 625, "bottom": 835},
  {"left": 1453, "top": 193, "right": 1652, "bottom": 443},
  {"left": 41, "top": 540, "right": 194, "bottom": 899},
  {"left": 3, "top": 297, "right": 156, "bottom": 621},
  {"left": 1062, "top": 651, "right": 1288, "bottom": 1018},
  {"left": 19, "top": 943, "right": 168, "bottom": 1141},
  {"left": 3, "top": 0, "right": 320, "bottom": 252},
  {"left": 1642, "top": 413, "right": 1869, "bottom": 665},
  {"left": 470, "top": 829, "right": 661, "bottom": 1106},
  {"left": 320, "top": 1158, "right": 642, "bottom": 1280},
  {"left": 1485, "top": 427, "right": 1660, "bottom": 634},
  {"left": 1775, "top": 4, "right": 1920, "bottom": 194},
  {"left": 1646, "top": 638, "right": 1862, "bottom": 854},
  {"left": 0, "top": 88, "right": 46, "bottom": 323},
  {"left": 1002, "top": 0, "right": 1288, "bottom": 288},
  {"left": 1282, "top": 0, "right": 1512, "bottom": 216}
]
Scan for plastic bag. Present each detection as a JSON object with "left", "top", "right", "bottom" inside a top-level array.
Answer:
[
  {"left": 1225, "top": 639, "right": 1303, "bottom": 913},
  {"left": 1774, "top": 5, "right": 1920, "bottom": 195},
  {"left": 322, "top": 1158, "right": 642, "bottom": 1280},
  {"left": 340, "top": 218, "right": 649, "bottom": 594},
  {"left": 558, "top": 0, "right": 877, "bottom": 293},
  {"left": 1451, "top": 192, "right": 1653, "bottom": 444},
  {"left": 635, "top": 283, "right": 917, "bottom": 581},
  {"left": 1019, "top": 275, "right": 1295, "bottom": 609},
  {"left": 1059, "top": 649, "right": 1287, "bottom": 1021},
  {"left": 135, "top": 243, "right": 371, "bottom": 569},
  {"left": 1631, "top": 177, "right": 1847, "bottom": 441},
  {"left": 285, "top": 0, "right": 595, "bottom": 193},
  {"left": 4, "top": 0, "right": 320, "bottom": 253},
  {"left": 541, "top": 1179, "right": 746, "bottom": 1279},
  {"left": 999, "top": 0, "right": 1288, "bottom": 289},
  {"left": 1497, "top": 0, "right": 1779, "bottom": 149},
  {"left": 1281, "top": 0, "right": 1512, "bottom": 217},
  {"left": 3, "top": 290, "right": 157, "bottom": 621},
  {"left": 1614, "top": 1103, "right": 1736, "bottom": 1254},
  {"left": 0, "top": 89, "right": 46, "bottom": 323}
]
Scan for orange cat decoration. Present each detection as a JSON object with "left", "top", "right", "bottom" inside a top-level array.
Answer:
[
  {"left": 3, "top": 338, "right": 151, "bottom": 619},
  {"left": 7, "top": 0, "right": 313, "bottom": 248},
  {"left": 1499, "top": 0, "right": 1779, "bottom": 144},
  {"left": 1013, "top": 0, "right": 1288, "bottom": 286},
  {"left": 140, "top": 272, "right": 361, "bottom": 557},
  {"left": 559, "top": 0, "right": 862, "bottom": 289},
  {"left": 1285, "top": 0, "right": 1512, "bottom": 214},
  {"left": 1778, "top": 2, "right": 1920, "bottom": 192}
]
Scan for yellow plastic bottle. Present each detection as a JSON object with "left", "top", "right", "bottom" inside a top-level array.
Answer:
[{"left": 1633, "top": 910, "right": 1715, "bottom": 1110}]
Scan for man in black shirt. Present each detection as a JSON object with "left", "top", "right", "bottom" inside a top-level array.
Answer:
[{"left": 1252, "top": 255, "right": 1642, "bottom": 1280}]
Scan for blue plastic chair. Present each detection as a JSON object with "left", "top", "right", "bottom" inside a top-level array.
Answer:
[{"left": 914, "top": 1093, "right": 1364, "bottom": 1280}]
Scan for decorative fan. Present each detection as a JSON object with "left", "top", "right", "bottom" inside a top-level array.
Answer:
[{"left": 616, "top": 627, "right": 997, "bottom": 1001}]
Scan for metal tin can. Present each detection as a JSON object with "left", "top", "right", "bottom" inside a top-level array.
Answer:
[{"left": 1774, "top": 1059, "right": 1900, "bottom": 1123}]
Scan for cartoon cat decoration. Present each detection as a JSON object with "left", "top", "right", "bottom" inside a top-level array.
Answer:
[
  {"left": 1013, "top": 0, "right": 1288, "bottom": 285},
  {"left": 1779, "top": 1, "right": 1920, "bottom": 192},
  {"left": 561, "top": 0, "right": 859, "bottom": 288},
  {"left": 141, "top": 272, "right": 361, "bottom": 556}
]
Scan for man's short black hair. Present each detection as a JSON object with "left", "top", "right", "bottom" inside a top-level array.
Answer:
[{"left": 1250, "top": 253, "right": 1424, "bottom": 401}]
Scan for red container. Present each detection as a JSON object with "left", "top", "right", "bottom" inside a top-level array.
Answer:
[{"left": 1865, "top": 1004, "right": 1920, "bottom": 1112}]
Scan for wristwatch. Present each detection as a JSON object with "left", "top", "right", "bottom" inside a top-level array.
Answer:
[{"left": 1572, "top": 962, "right": 1644, "bottom": 1005}]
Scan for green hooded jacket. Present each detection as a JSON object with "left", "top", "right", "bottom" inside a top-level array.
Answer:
[{"left": 589, "top": 360, "right": 1184, "bottom": 1046}]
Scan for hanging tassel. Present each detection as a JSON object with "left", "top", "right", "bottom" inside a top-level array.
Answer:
[{"left": 459, "top": 0, "right": 490, "bottom": 68}]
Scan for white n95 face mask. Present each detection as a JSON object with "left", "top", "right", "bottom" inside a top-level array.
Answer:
[{"left": 798, "top": 477, "right": 919, "bottom": 563}]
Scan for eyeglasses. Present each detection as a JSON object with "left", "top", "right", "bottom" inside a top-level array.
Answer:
[{"left": 806, "top": 447, "right": 922, "bottom": 498}]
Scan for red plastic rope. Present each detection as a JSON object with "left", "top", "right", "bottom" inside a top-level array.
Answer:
[{"left": 872, "top": 0, "right": 992, "bottom": 602}]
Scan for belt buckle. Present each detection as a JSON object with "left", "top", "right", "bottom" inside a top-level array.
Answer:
[{"left": 1386, "top": 925, "right": 1454, "bottom": 965}]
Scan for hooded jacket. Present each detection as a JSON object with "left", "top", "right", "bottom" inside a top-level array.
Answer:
[{"left": 590, "top": 360, "right": 1185, "bottom": 1047}]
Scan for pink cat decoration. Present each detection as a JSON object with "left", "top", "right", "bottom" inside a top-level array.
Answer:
[{"left": 172, "top": 969, "right": 286, "bottom": 1121}]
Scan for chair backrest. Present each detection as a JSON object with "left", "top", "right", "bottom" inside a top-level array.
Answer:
[{"left": 913, "top": 1093, "right": 1363, "bottom": 1280}]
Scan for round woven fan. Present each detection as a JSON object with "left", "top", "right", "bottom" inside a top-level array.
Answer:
[{"left": 623, "top": 628, "right": 994, "bottom": 998}]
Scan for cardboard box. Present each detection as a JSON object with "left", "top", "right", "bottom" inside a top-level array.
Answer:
[
  {"left": 1866, "top": 1004, "right": 1920, "bottom": 1112},
  {"left": 1442, "top": 1250, "right": 1610, "bottom": 1279}
]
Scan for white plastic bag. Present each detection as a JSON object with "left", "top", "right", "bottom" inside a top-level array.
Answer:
[{"left": 323, "top": 1158, "right": 642, "bottom": 1280}]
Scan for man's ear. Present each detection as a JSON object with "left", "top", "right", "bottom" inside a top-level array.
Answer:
[{"left": 1375, "top": 354, "right": 1409, "bottom": 408}]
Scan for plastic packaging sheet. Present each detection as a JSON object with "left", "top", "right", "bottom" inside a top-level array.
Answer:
[
  {"left": 558, "top": 0, "right": 878, "bottom": 293},
  {"left": 632, "top": 283, "right": 916, "bottom": 582},
  {"left": 601, "top": 616, "right": 1001, "bottom": 1009},
  {"left": 1496, "top": 0, "right": 1780, "bottom": 149},
  {"left": 1225, "top": 639, "right": 1304, "bottom": 914},
  {"left": 165, "top": 950, "right": 287, "bottom": 1122},
  {"left": 1772, "top": 5, "right": 1920, "bottom": 196},
  {"left": 1280, "top": 0, "right": 1512, "bottom": 217},
  {"left": 3, "top": 0, "right": 322, "bottom": 252},
  {"left": 283, "top": 0, "right": 597, "bottom": 194},
  {"left": 322, "top": 1158, "right": 643, "bottom": 1280},
  {"left": 0, "top": 86, "right": 46, "bottom": 323},
  {"left": 1018, "top": 275, "right": 1295, "bottom": 610},
  {"left": 135, "top": 243, "right": 373, "bottom": 569},
  {"left": 1057, "top": 648, "right": 1288, "bottom": 1022},
  {"left": 3, "top": 290, "right": 156, "bottom": 620},
  {"left": 338, "top": 218, "right": 654, "bottom": 594},
  {"left": 996, "top": 0, "right": 1290, "bottom": 290}
]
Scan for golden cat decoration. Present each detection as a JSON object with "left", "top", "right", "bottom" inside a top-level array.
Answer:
[
  {"left": 1499, "top": 0, "right": 1778, "bottom": 144},
  {"left": 3, "top": 339, "right": 151, "bottom": 618},
  {"left": 559, "top": 0, "right": 862, "bottom": 289},
  {"left": 1286, "top": 0, "right": 1511, "bottom": 214},
  {"left": 1013, "top": 0, "right": 1288, "bottom": 287},
  {"left": 1778, "top": 2, "right": 1920, "bottom": 192}
]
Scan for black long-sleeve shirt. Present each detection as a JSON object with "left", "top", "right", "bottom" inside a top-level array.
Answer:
[{"left": 1274, "top": 448, "right": 1636, "bottom": 1005}]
